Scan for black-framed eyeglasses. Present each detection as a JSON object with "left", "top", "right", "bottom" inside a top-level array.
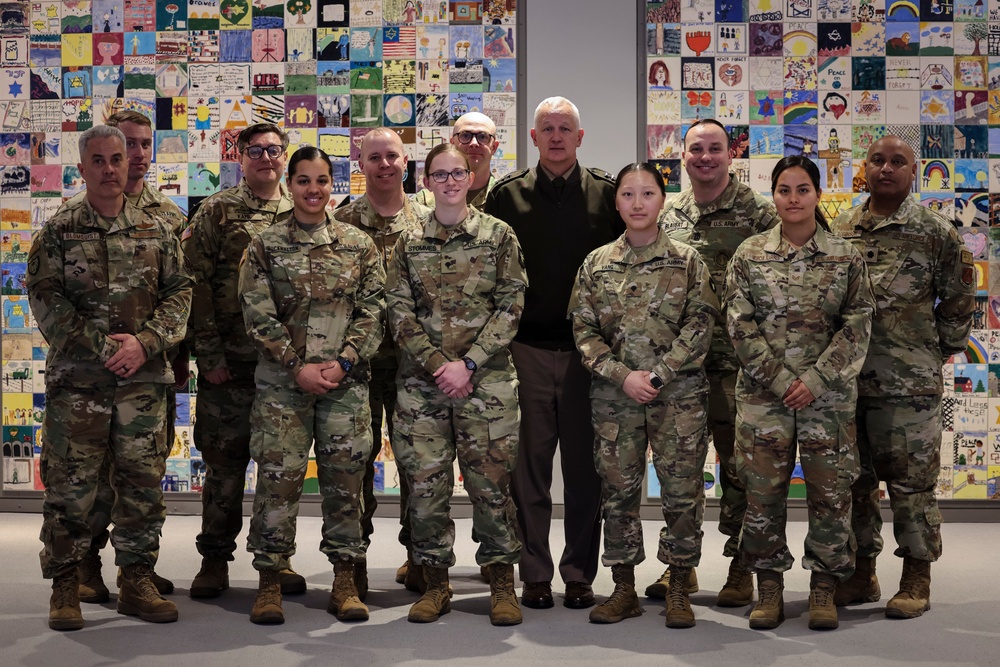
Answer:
[
  {"left": 456, "top": 131, "right": 494, "bottom": 145},
  {"left": 428, "top": 168, "right": 470, "bottom": 183},
  {"left": 241, "top": 144, "right": 285, "bottom": 159}
]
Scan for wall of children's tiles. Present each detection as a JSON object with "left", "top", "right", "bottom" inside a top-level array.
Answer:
[
  {"left": 0, "top": 0, "right": 519, "bottom": 497},
  {"left": 643, "top": 0, "right": 1000, "bottom": 501}
]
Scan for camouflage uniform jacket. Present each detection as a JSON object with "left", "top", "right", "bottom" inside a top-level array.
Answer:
[
  {"left": 831, "top": 196, "right": 975, "bottom": 396},
  {"left": 26, "top": 195, "right": 193, "bottom": 386},
  {"left": 659, "top": 175, "right": 779, "bottom": 372},
  {"left": 412, "top": 174, "right": 496, "bottom": 210},
  {"left": 67, "top": 182, "right": 187, "bottom": 236},
  {"left": 569, "top": 230, "right": 719, "bottom": 401},
  {"left": 725, "top": 224, "right": 875, "bottom": 403},
  {"left": 386, "top": 208, "right": 527, "bottom": 384},
  {"left": 239, "top": 212, "right": 385, "bottom": 385},
  {"left": 334, "top": 193, "right": 429, "bottom": 368},
  {"left": 182, "top": 179, "right": 293, "bottom": 372}
]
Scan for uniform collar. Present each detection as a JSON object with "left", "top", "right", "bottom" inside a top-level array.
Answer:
[
  {"left": 762, "top": 223, "right": 830, "bottom": 258},
  {"left": 671, "top": 174, "right": 740, "bottom": 216},
  {"left": 238, "top": 178, "right": 292, "bottom": 212},
  {"left": 853, "top": 195, "right": 917, "bottom": 231},
  {"left": 423, "top": 208, "right": 480, "bottom": 242},
  {"left": 353, "top": 193, "right": 421, "bottom": 235}
]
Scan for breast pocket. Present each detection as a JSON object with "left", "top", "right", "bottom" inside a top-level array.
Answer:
[
  {"left": 63, "top": 240, "right": 107, "bottom": 294},
  {"left": 813, "top": 260, "right": 848, "bottom": 317},
  {"left": 879, "top": 246, "right": 929, "bottom": 304},
  {"left": 462, "top": 248, "right": 498, "bottom": 303},
  {"left": 127, "top": 237, "right": 162, "bottom": 295}
]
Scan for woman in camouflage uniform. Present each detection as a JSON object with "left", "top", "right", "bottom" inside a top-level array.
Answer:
[
  {"left": 239, "top": 147, "right": 385, "bottom": 625},
  {"left": 569, "top": 163, "right": 718, "bottom": 628},
  {"left": 725, "top": 155, "right": 875, "bottom": 631}
]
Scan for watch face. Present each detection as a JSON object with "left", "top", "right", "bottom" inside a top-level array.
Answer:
[{"left": 464, "top": 358, "right": 476, "bottom": 370}]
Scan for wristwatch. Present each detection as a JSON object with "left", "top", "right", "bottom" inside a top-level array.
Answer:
[
  {"left": 462, "top": 356, "right": 477, "bottom": 372},
  {"left": 336, "top": 356, "right": 353, "bottom": 374},
  {"left": 649, "top": 371, "right": 664, "bottom": 389}
]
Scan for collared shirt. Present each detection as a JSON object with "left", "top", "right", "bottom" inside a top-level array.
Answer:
[
  {"left": 659, "top": 175, "right": 779, "bottom": 371},
  {"left": 181, "top": 179, "right": 293, "bottom": 371},
  {"left": 27, "top": 195, "right": 193, "bottom": 386},
  {"left": 569, "top": 229, "right": 718, "bottom": 401},
  {"left": 726, "top": 224, "right": 875, "bottom": 403},
  {"left": 831, "top": 195, "right": 975, "bottom": 396}
]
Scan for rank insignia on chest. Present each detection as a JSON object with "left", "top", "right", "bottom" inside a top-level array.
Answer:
[{"left": 863, "top": 244, "right": 880, "bottom": 262}]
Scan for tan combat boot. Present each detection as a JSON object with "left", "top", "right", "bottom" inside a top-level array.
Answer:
[
  {"left": 749, "top": 570, "right": 784, "bottom": 630},
  {"left": 488, "top": 563, "right": 523, "bottom": 626},
  {"left": 717, "top": 557, "right": 754, "bottom": 607},
  {"left": 117, "top": 564, "right": 179, "bottom": 623},
  {"left": 279, "top": 562, "right": 307, "bottom": 595},
  {"left": 116, "top": 567, "right": 174, "bottom": 595},
  {"left": 885, "top": 557, "right": 931, "bottom": 619},
  {"left": 664, "top": 565, "right": 696, "bottom": 628},
  {"left": 644, "top": 566, "right": 699, "bottom": 598},
  {"left": 328, "top": 561, "right": 369, "bottom": 622},
  {"left": 403, "top": 555, "right": 425, "bottom": 593},
  {"left": 395, "top": 559, "right": 409, "bottom": 584},
  {"left": 250, "top": 569, "right": 283, "bottom": 624},
  {"left": 190, "top": 557, "right": 229, "bottom": 598},
  {"left": 589, "top": 564, "right": 642, "bottom": 624},
  {"left": 407, "top": 566, "right": 451, "bottom": 623},
  {"left": 808, "top": 572, "right": 839, "bottom": 630},
  {"left": 78, "top": 548, "right": 109, "bottom": 604},
  {"left": 49, "top": 571, "right": 84, "bottom": 631},
  {"left": 354, "top": 559, "right": 369, "bottom": 602},
  {"left": 834, "top": 556, "right": 880, "bottom": 606}
]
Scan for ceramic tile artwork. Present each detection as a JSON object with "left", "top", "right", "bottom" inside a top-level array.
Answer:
[{"left": 0, "top": 0, "right": 519, "bottom": 496}]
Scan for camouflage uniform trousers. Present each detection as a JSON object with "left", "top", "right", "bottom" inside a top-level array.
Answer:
[
  {"left": 86, "top": 385, "right": 176, "bottom": 554},
  {"left": 593, "top": 392, "right": 709, "bottom": 568},
  {"left": 194, "top": 360, "right": 257, "bottom": 560},
  {"left": 707, "top": 369, "right": 744, "bottom": 559},
  {"left": 735, "top": 395, "right": 859, "bottom": 578},
  {"left": 392, "top": 377, "right": 521, "bottom": 568},
  {"left": 247, "top": 379, "right": 372, "bottom": 571},
  {"left": 852, "top": 395, "right": 943, "bottom": 563},
  {"left": 39, "top": 381, "right": 169, "bottom": 578},
  {"left": 361, "top": 364, "right": 413, "bottom": 551}
]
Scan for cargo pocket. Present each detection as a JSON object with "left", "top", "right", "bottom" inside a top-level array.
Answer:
[
  {"left": 320, "top": 399, "right": 372, "bottom": 473},
  {"left": 592, "top": 416, "right": 622, "bottom": 485},
  {"left": 669, "top": 400, "right": 708, "bottom": 479},
  {"left": 249, "top": 405, "right": 294, "bottom": 472},
  {"left": 836, "top": 418, "right": 860, "bottom": 493},
  {"left": 734, "top": 421, "right": 755, "bottom": 487}
]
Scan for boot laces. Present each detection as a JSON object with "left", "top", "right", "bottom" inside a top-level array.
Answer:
[
  {"left": 724, "top": 562, "right": 750, "bottom": 589},
  {"left": 757, "top": 580, "right": 782, "bottom": 606},
  {"left": 491, "top": 568, "right": 515, "bottom": 604},
  {"left": 811, "top": 583, "right": 834, "bottom": 607},
  {"left": 53, "top": 577, "right": 77, "bottom": 608},
  {"left": 667, "top": 570, "right": 690, "bottom": 607},
  {"left": 131, "top": 564, "right": 160, "bottom": 599},
  {"left": 257, "top": 572, "right": 282, "bottom": 606}
]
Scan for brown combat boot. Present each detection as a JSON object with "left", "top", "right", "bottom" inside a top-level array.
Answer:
[
  {"left": 279, "top": 562, "right": 307, "bottom": 595},
  {"left": 327, "top": 561, "right": 369, "bottom": 622},
  {"left": 408, "top": 566, "right": 451, "bottom": 623},
  {"left": 717, "top": 557, "right": 754, "bottom": 607},
  {"left": 78, "top": 548, "right": 109, "bottom": 604},
  {"left": 749, "top": 571, "right": 784, "bottom": 630},
  {"left": 664, "top": 565, "right": 696, "bottom": 628},
  {"left": 395, "top": 559, "right": 409, "bottom": 584},
  {"left": 644, "top": 566, "right": 699, "bottom": 598},
  {"left": 117, "top": 564, "right": 178, "bottom": 623},
  {"left": 190, "top": 557, "right": 229, "bottom": 598},
  {"left": 808, "top": 572, "right": 839, "bottom": 630},
  {"left": 885, "top": 557, "right": 931, "bottom": 619},
  {"left": 834, "top": 556, "right": 880, "bottom": 606},
  {"left": 403, "top": 555, "right": 425, "bottom": 593},
  {"left": 354, "top": 559, "right": 369, "bottom": 602},
  {"left": 116, "top": 567, "right": 174, "bottom": 595},
  {"left": 589, "top": 564, "right": 642, "bottom": 624},
  {"left": 488, "top": 563, "right": 522, "bottom": 626},
  {"left": 250, "top": 569, "right": 283, "bottom": 624},
  {"left": 49, "top": 571, "right": 84, "bottom": 631}
]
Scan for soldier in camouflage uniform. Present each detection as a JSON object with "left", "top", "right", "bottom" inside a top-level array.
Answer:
[
  {"left": 831, "top": 136, "right": 976, "bottom": 619},
  {"left": 334, "top": 127, "right": 429, "bottom": 594},
  {"left": 569, "top": 163, "right": 718, "bottom": 628},
  {"left": 77, "top": 110, "right": 185, "bottom": 604},
  {"left": 413, "top": 112, "right": 500, "bottom": 210},
  {"left": 387, "top": 144, "right": 527, "bottom": 626},
  {"left": 239, "top": 146, "right": 385, "bottom": 625},
  {"left": 181, "top": 123, "right": 301, "bottom": 600},
  {"left": 654, "top": 119, "right": 779, "bottom": 606},
  {"left": 28, "top": 125, "right": 193, "bottom": 630},
  {"left": 726, "top": 156, "right": 875, "bottom": 630}
]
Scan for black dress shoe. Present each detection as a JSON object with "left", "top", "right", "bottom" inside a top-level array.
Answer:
[
  {"left": 522, "top": 581, "right": 554, "bottom": 609},
  {"left": 564, "top": 581, "right": 595, "bottom": 609}
]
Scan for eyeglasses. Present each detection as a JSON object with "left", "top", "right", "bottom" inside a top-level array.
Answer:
[
  {"left": 428, "top": 168, "right": 470, "bottom": 183},
  {"left": 241, "top": 144, "right": 285, "bottom": 159},
  {"left": 456, "top": 131, "right": 494, "bottom": 145}
]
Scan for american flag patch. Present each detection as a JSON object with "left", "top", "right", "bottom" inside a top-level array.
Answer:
[{"left": 383, "top": 27, "right": 416, "bottom": 59}]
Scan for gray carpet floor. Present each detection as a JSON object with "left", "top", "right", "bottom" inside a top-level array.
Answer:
[{"left": 0, "top": 513, "right": 995, "bottom": 667}]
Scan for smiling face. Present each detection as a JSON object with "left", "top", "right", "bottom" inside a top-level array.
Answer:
[
  {"left": 683, "top": 122, "right": 732, "bottom": 197},
  {"left": 531, "top": 105, "right": 583, "bottom": 175},
  {"left": 424, "top": 149, "right": 474, "bottom": 211},
  {"left": 78, "top": 135, "right": 127, "bottom": 204},
  {"left": 239, "top": 131, "right": 287, "bottom": 196},
  {"left": 359, "top": 129, "right": 407, "bottom": 198},
  {"left": 288, "top": 156, "right": 333, "bottom": 223},
  {"left": 772, "top": 165, "right": 820, "bottom": 230},
  {"left": 615, "top": 169, "right": 665, "bottom": 240}
]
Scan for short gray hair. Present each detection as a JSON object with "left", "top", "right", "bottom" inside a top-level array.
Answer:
[
  {"left": 79, "top": 124, "right": 127, "bottom": 158},
  {"left": 533, "top": 96, "right": 581, "bottom": 128}
]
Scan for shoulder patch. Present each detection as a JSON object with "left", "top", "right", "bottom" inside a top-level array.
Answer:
[
  {"left": 961, "top": 250, "right": 974, "bottom": 266},
  {"left": 492, "top": 167, "right": 530, "bottom": 189},
  {"left": 586, "top": 167, "right": 616, "bottom": 183}
]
